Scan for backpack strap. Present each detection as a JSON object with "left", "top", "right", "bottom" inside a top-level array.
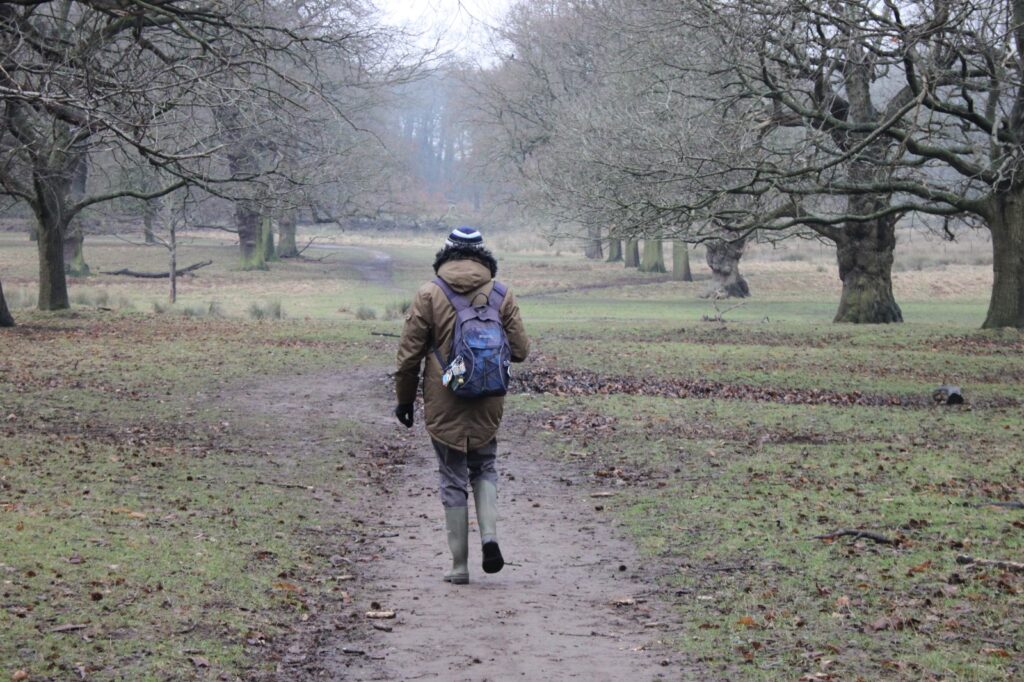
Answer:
[
  {"left": 489, "top": 280, "right": 507, "bottom": 310},
  {"left": 432, "top": 277, "right": 471, "bottom": 312}
]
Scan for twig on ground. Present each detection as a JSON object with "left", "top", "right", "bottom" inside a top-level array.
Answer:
[
  {"left": 103, "top": 260, "right": 212, "bottom": 278},
  {"left": 974, "top": 500, "right": 1024, "bottom": 509},
  {"left": 956, "top": 555, "right": 1024, "bottom": 573},
  {"left": 814, "top": 529, "right": 898, "bottom": 545},
  {"left": 255, "top": 479, "right": 314, "bottom": 491},
  {"left": 702, "top": 300, "right": 747, "bottom": 323},
  {"left": 371, "top": 331, "right": 401, "bottom": 338}
]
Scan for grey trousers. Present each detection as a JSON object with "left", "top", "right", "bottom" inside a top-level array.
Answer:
[{"left": 432, "top": 439, "right": 498, "bottom": 508}]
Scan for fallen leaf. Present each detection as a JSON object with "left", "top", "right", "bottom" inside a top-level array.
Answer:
[
  {"left": 12, "top": 672, "right": 29, "bottom": 682},
  {"left": 273, "top": 582, "right": 300, "bottom": 592},
  {"left": 981, "top": 647, "right": 1011, "bottom": 658},
  {"left": 736, "top": 615, "right": 759, "bottom": 628},
  {"left": 907, "top": 559, "right": 932, "bottom": 576},
  {"left": 611, "top": 597, "right": 636, "bottom": 607}
]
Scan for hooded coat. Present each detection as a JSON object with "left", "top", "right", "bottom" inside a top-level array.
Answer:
[{"left": 396, "top": 257, "right": 530, "bottom": 451}]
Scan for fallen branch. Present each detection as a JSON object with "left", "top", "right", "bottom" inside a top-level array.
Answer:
[
  {"left": 975, "top": 500, "right": 1024, "bottom": 510},
  {"left": 371, "top": 331, "right": 401, "bottom": 338},
  {"left": 701, "top": 300, "right": 747, "bottom": 323},
  {"left": 104, "top": 260, "right": 212, "bottom": 279},
  {"left": 956, "top": 555, "right": 1024, "bottom": 574},
  {"left": 814, "top": 529, "right": 898, "bottom": 545}
]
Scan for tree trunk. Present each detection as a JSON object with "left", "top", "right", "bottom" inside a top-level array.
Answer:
[
  {"left": 142, "top": 199, "right": 159, "bottom": 244},
  {"left": 584, "top": 225, "right": 603, "bottom": 259},
  {"left": 624, "top": 239, "right": 640, "bottom": 268},
  {"left": 833, "top": 216, "right": 902, "bottom": 324},
  {"left": 703, "top": 237, "right": 750, "bottom": 298},
  {"left": 277, "top": 208, "right": 298, "bottom": 258},
  {"left": 63, "top": 227, "right": 89, "bottom": 277},
  {"left": 672, "top": 240, "right": 693, "bottom": 281},
  {"left": 236, "top": 201, "right": 266, "bottom": 270},
  {"left": 0, "top": 278, "right": 14, "bottom": 327},
  {"left": 261, "top": 214, "right": 277, "bottom": 262},
  {"left": 982, "top": 190, "right": 1024, "bottom": 329},
  {"left": 606, "top": 238, "right": 622, "bottom": 262},
  {"left": 33, "top": 167, "right": 72, "bottom": 311},
  {"left": 169, "top": 218, "right": 177, "bottom": 304},
  {"left": 64, "top": 153, "right": 90, "bottom": 277},
  {"left": 639, "top": 239, "right": 666, "bottom": 273}
]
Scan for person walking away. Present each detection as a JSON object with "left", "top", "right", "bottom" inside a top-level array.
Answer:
[{"left": 394, "top": 227, "right": 530, "bottom": 584}]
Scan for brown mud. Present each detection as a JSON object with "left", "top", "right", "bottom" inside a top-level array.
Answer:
[{"left": 222, "top": 368, "right": 689, "bottom": 680}]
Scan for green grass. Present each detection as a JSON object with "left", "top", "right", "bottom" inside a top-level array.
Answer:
[{"left": 2, "top": 226, "right": 1021, "bottom": 679}]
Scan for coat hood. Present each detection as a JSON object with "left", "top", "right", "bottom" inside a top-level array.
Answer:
[{"left": 437, "top": 259, "right": 492, "bottom": 294}]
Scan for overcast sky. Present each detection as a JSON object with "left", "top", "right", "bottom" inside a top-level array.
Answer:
[{"left": 375, "top": 0, "right": 513, "bottom": 57}]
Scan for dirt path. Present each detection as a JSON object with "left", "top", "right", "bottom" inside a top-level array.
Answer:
[{"left": 224, "top": 368, "right": 684, "bottom": 680}]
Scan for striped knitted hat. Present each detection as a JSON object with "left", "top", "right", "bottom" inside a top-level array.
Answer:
[{"left": 445, "top": 226, "right": 484, "bottom": 249}]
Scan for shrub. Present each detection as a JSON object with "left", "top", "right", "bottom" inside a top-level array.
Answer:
[
  {"left": 248, "top": 300, "right": 283, "bottom": 321},
  {"left": 384, "top": 300, "right": 411, "bottom": 320},
  {"left": 355, "top": 305, "right": 377, "bottom": 320}
]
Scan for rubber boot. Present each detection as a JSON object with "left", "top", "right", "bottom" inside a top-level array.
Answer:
[
  {"left": 472, "top": 480, "right": 505, "bottom": 574},
  {"left": 443, "top": 506, "right": 469, "bottom": 584}
]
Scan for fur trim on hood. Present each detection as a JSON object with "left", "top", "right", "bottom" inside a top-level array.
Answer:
[{"left": 432, "top": 244, "right": 498, "bottom": 277}]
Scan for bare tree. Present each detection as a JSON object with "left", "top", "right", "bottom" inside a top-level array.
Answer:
[
  {"left": 0, "top": 1, "right": 397, "bottom": 308},
  {"left": 680, "top": 0, "right": 1024, "bottom": 328}
]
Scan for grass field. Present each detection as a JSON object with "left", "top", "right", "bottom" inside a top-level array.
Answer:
[{"left": 1, "top": 227, "right": 1022, "bottom": 680}]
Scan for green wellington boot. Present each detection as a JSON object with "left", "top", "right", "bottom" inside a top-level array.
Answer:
[
  {"left": 472, "top": 480, "right": 505, "bottom": 574},
  {"left": 443, "top": 506, "right": 470, "bottom": 584}
]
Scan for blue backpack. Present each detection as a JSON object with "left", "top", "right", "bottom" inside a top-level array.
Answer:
[{"left": 431, "top": 277, "right": 512, "bottom": 399}]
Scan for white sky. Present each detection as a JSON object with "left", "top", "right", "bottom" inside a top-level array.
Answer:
[{"left": 375, "top": 0, "right": 514, "bottom": 58}]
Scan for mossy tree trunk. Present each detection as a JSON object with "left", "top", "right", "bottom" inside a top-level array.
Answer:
[
  {"left": 703, "top": 236, "right": 750, "bottom": 298},
  {"left": 63, "top": 227, "right": 89, "bottom": 277},
  {"left": 672, "top": 239, "right": 693, "bottom": 281},
  {"left": 277, "top": 208, "right": 298, "bottom": 258},
  {"left": 63, "top": 154, "right": 90, "bottom": 277},
  {"left": 606, "top": 238, "right": 622, "bottom": 262},
  {"left": 624, "top": 238, "right": 640, "bottom": 268},
  {"left": 584, "top": 225, "right": 603, "bottom": 259},
  {"left": 236, "top": 200, "right": 266, "bottom": 270},
  {"left": 832, "top": 214, "right": 902, "bottom": 323},
  {"left": 260, "top": 214, "right": 277, "bottom": 262},
  {"left": 142, "top": 199, "right": 159, "bottom": 244},
  {"left": 639, "top": 239, "right": 666, "bottom": 273},
  {"left": 0, "top": 278, "right": 14, "bottom": 327},
  {"left": 981, "top": 188, "right": 1024, "bottom": 328}
]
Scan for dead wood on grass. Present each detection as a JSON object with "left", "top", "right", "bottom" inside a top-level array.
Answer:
[
  {"left": 814, "top": 529, "right": 898, "bottom": 545},
  {"left": 104, "top": 260, "right": 212, "bottom": 278}
]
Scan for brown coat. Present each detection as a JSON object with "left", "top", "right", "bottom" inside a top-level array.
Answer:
[{"left": 395, "top": 259, "right": 530, "bottom": 451}]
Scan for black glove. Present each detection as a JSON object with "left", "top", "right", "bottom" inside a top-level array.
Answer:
[{"left": 395, "top": 403, "right": 414, "bottom": 428}]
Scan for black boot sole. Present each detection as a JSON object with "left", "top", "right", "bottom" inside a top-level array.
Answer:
[{"left": 482, "top": 541, "right": 504, "bottom": 574}]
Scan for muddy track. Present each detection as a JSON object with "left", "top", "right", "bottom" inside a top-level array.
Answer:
[{"left": 223, "top": 368, "right": 692, "bottom": 680}]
